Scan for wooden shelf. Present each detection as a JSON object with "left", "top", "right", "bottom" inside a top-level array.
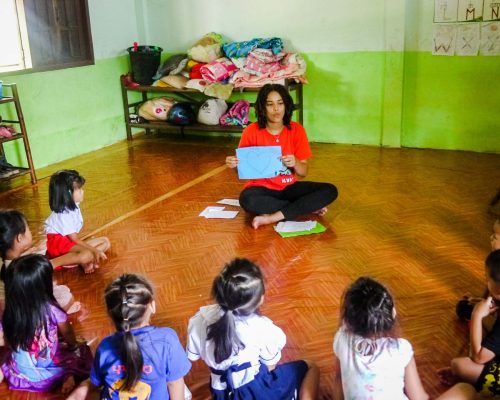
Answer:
[
  {"left": 129, "top": 121, "right": 247, "bottom": 133},
  {"left": 0, "top": 96, "right": 15, "bottom": 105},
  {"left": 0, "top": 132, "right": 24, "bottom": 144},
  {"left": 120, "top": 75, "right": 304, "bottom": 140},
  {"left": 0, "top": 83, "right": 37, "bottom": 184},
  {"left": 0, "top": 167, "right": 31, "bottom": 182}
]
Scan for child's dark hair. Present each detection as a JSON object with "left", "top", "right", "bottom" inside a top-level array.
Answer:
[
  {"left": 0, "top": 209, "right": 27, "bottom": 260},
  {"left": 486, "top": 249, "right": 500, "bottom": 283},
  {"left": 341, "top": 277, "right": 396, "bottom": 339},
  {"left": 2, "top": 254, "right": 59, "bottom": 351},
  {"left": 207, "top": 258, "right": 265, "bottom": 364},
  {"left": 0, "top": 209, "right": 28, "bottom": 281},
  {"left": 255, "top": 83, "right": 294, "bottom": 129},
  {"left": 49, "top": 169, "right": 85, "bottom": 213},
  {"left": 104, "top": 274, "right": 154, "bottom": 391}
]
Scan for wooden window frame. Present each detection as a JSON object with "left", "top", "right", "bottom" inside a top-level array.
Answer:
[{"left": 1, "top": 0, "right": 94, "bottom": 74}]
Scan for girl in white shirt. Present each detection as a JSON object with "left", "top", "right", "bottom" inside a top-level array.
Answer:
[
  {"left": 187, "top": 258, "right": 319, "bottom": 399},
  {"left": 334, "top": 277, "right": 429, "bottom": 400},
  {"left": 45, "top": 169, "right": 110, "bottom": 273}
]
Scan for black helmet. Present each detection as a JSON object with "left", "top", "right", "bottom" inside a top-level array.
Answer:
[{"left": 167, "top": 102, "right": 196, "bottom": 125}]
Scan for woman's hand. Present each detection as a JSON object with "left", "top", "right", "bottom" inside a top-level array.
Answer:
[
  {"left": 281, "top": 155, "right": 297, "bottom": 168},
  {"left": 226, "top": 156, "right": 239, "bottom": 169}
]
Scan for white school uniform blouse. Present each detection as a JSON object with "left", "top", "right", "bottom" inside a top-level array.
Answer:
[
  {"left": 187, "top": 304, "right": 286, "bottom": 391},
  {"left": 334, "top": 325, "right": 413, "bottom": 400},
  {"left": 44, "top": 205, "right": 83, "bottom": 236}
]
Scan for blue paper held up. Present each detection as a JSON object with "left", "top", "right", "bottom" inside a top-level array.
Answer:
[{"left": 236, "top": 146, "right": 283, "bottom": 179}]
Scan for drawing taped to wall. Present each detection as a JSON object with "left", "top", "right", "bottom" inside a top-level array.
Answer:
[
  {"left": 456, "top": 23, "right": 481, "bottom": 54},
  {"left": 435, "top": 0, "right": 459, "bottom": 21},
  {"left": 458, "top": 0, "right": 483, "bottom": 20},
  {"left": 484, "top": 0, "right": 500, "bottom": 21},
  {"left": 480, "top": 21, "right": 500, "bottom": 54},
  {"left": 433, "top": 24, "right": 457, "bottom": 55}
]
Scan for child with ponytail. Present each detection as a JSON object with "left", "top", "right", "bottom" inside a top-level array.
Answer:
[
  {"left": 69, "top": 274, "right": 191, "bottom": 400},
  {"left": 187, "top": 258, "right": 319, "bottom": 399}
]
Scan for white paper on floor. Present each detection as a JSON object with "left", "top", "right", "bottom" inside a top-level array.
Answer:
[
  {"left": 275, "top": 220, "right": 317, "bottom": 233},
  {"left": 217, "top": 198, "right": 240, "bottom": 207},
  {"left": 199, "top": 206, "right": 239, "bottom": 219}
]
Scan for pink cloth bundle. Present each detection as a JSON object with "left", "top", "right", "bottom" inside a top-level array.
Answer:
[
  {"left": 219, "top": 100, "right": 250, "bottom": 127},
  {"left": 243, "top": 48, "right": 286, "bottom": 76},
  {"left": 200, "top": 57, "right": 238, "bottom": 83},
  {"left": 0, "top": 125, "right": 15, "bottom": 138}
]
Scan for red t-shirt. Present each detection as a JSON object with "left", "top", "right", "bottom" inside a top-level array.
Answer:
[{"left": 238, "top": 121, "right": 312, "bottom": 190}]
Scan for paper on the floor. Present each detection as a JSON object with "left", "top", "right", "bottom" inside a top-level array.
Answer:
[
  {"left": 275, "top": 221, "right": 327, "bottom": 238},
  {"left": 217, "top": 198, "right": 240, "bottom": 207},
  {"left": 199, "top": 206, "right": 225, "bottom": 217},
  {"left": 199, "top": 206, "right": 239, "bottom": 219},
  {"left": 275, "top": 220, "right": 317, "bottom": 232}
]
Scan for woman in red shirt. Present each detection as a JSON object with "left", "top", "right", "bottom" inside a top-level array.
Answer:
[{"left": 226, "top": 84, "right": 338, "bottom": 229}]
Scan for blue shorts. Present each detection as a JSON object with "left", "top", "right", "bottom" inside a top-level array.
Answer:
[{"left": 211, "top": 360, "right": 308, "bottom": 400}]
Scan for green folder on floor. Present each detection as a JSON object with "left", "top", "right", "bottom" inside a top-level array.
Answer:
[{"left": 275, "top": 222, "right": 327, "bottom": 238}]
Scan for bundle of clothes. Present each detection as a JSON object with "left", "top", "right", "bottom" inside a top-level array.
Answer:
[{"left": 129, "top": 33, "right": 306, "bottom": 127}]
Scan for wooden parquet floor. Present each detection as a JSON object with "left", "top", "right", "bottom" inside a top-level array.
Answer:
[{"left": 0, "top": 133, "right": 499, "bottom": 399}]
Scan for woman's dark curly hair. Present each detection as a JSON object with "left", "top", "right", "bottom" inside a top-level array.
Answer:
[{"left": 254, "top": 84, "right": 294, "bottom": 129}]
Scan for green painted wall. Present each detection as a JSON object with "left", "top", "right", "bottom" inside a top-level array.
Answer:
[
  {"left": 1, "top": 56, "right": 130, "bottom": 168},
  {"left": 1, "top": 50, "right": 498, "bottom": 171},
  {"left": 303, "top": 52, "right": 386, "bottom": 146},
  {"left": 0, "top": 1, "right": 497, "bottom": 172},
  {"left": 302, "top": 51, "right": 500, "bottom": 152},
  {"left": 402, "top": 52, "right": 500, "bottom": 152}
]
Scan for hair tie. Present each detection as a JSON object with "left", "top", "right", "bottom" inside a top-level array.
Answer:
[
  {"left": 123, "top": 317, "right": 129, "bottom": 321},
  {"left": 122, "top": 299, "right": 128, "bottom": 304}
]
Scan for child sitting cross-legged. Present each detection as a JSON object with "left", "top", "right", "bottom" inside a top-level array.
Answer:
[
  {"left": 334, "top": 276, "right": 429, "bottom": 400},
  {"left": 67, "top": 274, "right": 191, "bottom": 400},
  {"left": 439, "top": 249, "right": 500, "bottom": 397},
  {"left": 187, "top": 258, "right": 320, "bottom": 399},
  {"left": 0, "top": 254, "right": 92, "bottom": 394}
]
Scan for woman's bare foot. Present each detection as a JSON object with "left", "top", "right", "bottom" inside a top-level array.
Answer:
[
  {"left": 252, "top": 211, "right": 285, "bottom": 229},
  {"left": 61, "top": 375, "right": 76, "bottom": 394},
  {"left": 313, "top": 207, "right": 328, "bottom": 216},
  {"left": 437, "top": 367, "right": 458, "bottom": 387}
]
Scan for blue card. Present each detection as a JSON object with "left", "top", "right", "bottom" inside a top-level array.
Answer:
[{"left": 236, "top": 146, "right": 283, "bottom": 179}]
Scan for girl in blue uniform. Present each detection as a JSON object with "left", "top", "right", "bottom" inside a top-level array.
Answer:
[{"left": 187, "top": 258, "right": 319, "bottom": 399}]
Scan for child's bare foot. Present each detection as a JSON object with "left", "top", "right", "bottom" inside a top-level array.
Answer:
[
  {"left": 61, "top": 375, "right": 76, "bottom": 394},
  {"left": 313, "top": 207, "right": 328, "bottom": 216},
  {"left": 252, "top": 211, "right": 285, "bottom": 229},
  {"left": 82, "top": 262, "right": 96, "bottom": 274},
  {"left": 77, "top": 304, "right": 90, "bottom": 322},
  {"left": 437, "top": 367, "right": 457, "bottom": 386},
  {"left": 252, "top": 215, "right": 274, "bottom": 229}
]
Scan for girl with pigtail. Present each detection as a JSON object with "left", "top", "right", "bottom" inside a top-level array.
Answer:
[
  {"left": 334, "top": 277, "right": 429, "bottom": 400},
  {"left": 68, "top": 274, "right": 191, "bottom": 400},
  {"left": 187, "top": 258, "right": 319, "bottom": 399}
]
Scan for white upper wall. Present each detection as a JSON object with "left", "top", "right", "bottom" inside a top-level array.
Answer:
[
  {"left": 144, "top": 0, "right": 392, "bottom": 53},
  {"left": 88, "top": 0, "right": 145, "bottom": 59},
  {"left": 86, "top": 0, "right": 433, "bottom": 59}
]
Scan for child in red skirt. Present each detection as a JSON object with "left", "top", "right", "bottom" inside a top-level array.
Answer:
[{"left": 45, "top": 170, "right": 110, "bottom": 274}]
